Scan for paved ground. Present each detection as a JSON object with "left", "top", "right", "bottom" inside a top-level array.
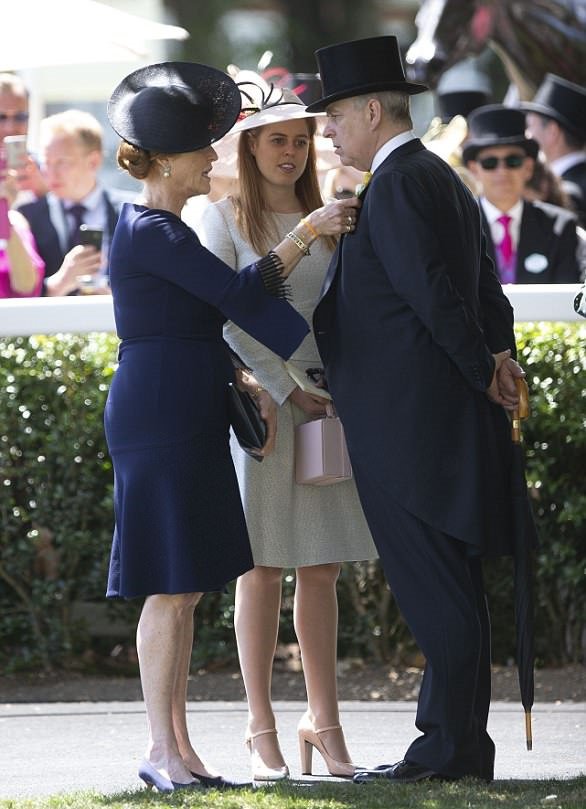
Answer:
[{"left": 0, "top": 700, "right": 584, "bottom": 798}]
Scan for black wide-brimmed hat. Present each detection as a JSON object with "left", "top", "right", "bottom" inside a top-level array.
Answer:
[
  {"left": 305, "top": 36, "right": 428, "bottom": 113},
  {"left": 520, "top": 73, "right": 586, "bottom": 141},
  {"left": 462, "top": 105, "right": 539, "bottom": 164},
  {"left": 108, "top": 62, "right": 241, "bottom": 153}
]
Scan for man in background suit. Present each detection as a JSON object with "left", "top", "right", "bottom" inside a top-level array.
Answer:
[
  {"left": 463, "top": 105, "right": 583, "bottom": 285},
  {"left": 522, "top": 74, "right": 586, "bottom": 227},
  {"left": 18, "top": 109, "right": 126, "bottom": 295},
  {"left": 306, "top": 36, "right": 525, "bottom": 783}
]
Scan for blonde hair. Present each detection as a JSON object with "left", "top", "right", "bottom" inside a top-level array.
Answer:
[
  {"left": 232, "top": 117, "right": 336, "bottom": 255},
  {"left": 40, "top": 109, "right": 103, "bottom": 153}
]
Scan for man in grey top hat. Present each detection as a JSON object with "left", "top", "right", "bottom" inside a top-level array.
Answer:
[
  {"left": 307, "top": 35, "right": 527, "bottom": 784},
  {"left": 522, "top": 74, "right": 586, "bottom": 226}
]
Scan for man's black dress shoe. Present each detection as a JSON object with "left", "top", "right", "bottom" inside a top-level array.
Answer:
[{"left": 353, "top": 759, "right": 444, "bottom": 784}]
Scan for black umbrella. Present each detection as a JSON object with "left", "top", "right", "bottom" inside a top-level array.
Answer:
[{"left": 511, "top": 377, "right": 539, "bottom": 750}]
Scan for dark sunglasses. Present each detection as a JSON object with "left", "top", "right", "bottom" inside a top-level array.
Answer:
[
  {"left": 478, "top": 154, "right": 525, "bottom": 170},
  {"left": 0, "top": 112, "right": 29, "bottom": 124}
]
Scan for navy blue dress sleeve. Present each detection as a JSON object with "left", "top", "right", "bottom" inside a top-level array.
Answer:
[{"left": 115, "top": 205, "right": 309, "bottom": 359}]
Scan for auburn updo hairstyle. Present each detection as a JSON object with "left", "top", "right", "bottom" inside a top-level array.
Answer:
[{"left": 117, "top": 141, "right": 158, "bottom": 180}]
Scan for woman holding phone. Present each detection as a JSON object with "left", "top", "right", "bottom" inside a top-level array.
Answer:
[{"left": 0, "top": 140, "right": 44, "bottom": 297}]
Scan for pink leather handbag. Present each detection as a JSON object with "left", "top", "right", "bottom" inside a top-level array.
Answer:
[{"left": 295, "top": 405, "right": 352, "bottom": 486}]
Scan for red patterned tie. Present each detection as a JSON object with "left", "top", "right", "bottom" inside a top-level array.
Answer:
[{"left": 496, "top": 214, "right": 516, "bottom": 284}]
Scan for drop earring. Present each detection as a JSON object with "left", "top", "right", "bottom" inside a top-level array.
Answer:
[{"left": 162, "top": 165, "right": 171, "bottom": 178}]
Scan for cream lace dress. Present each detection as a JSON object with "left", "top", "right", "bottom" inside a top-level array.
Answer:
[{"left": 199, "top": 198, "right": 376, "bottom": 567}]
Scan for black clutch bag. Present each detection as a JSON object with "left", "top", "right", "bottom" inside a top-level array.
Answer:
[{"left": 227, "top": 382, "right": 267, "bottom": 462}]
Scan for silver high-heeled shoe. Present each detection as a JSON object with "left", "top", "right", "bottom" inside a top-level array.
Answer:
[{"left": 245, "top": 728, "right": 290, "bottom": 781}]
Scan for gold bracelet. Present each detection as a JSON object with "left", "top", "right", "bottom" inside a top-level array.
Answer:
[
  {"left": 251, "top": 385, "right": 264, "bottom": 400},
  {"left": 286, "top": 231, "right": 310, "bottom": 256},
  {"left": 301, "top": 218, "right": 319, "bottom": 240}
]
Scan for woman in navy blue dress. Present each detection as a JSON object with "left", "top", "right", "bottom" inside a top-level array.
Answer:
[{"left": 105, "top": 62, "right": 359, "bottom": 793}]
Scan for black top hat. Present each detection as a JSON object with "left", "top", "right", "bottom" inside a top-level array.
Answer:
[
  {"left": 108, "top": 62, "right": 241, "bottom": 153},
  {"left": 462, "top": 105, "right": 539, "bottom": 164},
  {"left": 305, "top": 36, "right": 428, "bottom": 113},
  {"left": 520, "top": 73, "right": 586, "bottom": 142},
  {"left": 437, "top": 91, "right": 491, "bottom": 123}
]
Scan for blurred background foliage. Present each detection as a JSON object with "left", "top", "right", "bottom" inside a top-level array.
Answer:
[
  {"left": 163, "top": 0, "right": 380, "bottom": 73},
  {"left": 0, "top": 323, "right": 584, "bottom": 675}
]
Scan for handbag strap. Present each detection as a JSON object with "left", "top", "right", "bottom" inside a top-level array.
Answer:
[{"left": 325, "top": 402, "right": 337, "bottom": 418}]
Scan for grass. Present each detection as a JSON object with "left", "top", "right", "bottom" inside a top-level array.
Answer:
[{"left": 1, "top": 777, "right": 585, "bottom": 809}]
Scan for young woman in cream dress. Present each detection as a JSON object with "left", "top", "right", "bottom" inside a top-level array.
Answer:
[{"left": 199, "top": 83, "right": 376, "bottom": 781}]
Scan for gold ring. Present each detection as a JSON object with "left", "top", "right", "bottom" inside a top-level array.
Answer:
[
  {"left": 346, "top": 223, "right": 351, "bottom": 233},
  {"left": 347, "top": 215, "right": 352, "bottom": 224}
]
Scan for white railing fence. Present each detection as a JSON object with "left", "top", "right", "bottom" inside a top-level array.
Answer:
[{"left": 0, "top": 284, "right": 582, "bottom": 337}]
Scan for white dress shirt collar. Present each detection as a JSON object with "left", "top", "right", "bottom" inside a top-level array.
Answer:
[
  {"left": 61, "top": 183, "right": 102, "bottom": 214},
  {"left": 370, "top": 130, "right": 417, "bottom": 174},
  {"left": 550, "top": 151, "right": 586, "bottom": 177},
  {"left": 480, "top": 196, "right": 524, "bottom": 248}
]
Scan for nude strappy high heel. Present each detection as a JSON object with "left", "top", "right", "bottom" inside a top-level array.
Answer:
[
  {"left": 245, "top": 728, "right": 290, "bottom": 781},
  {"left": 297, "top": 716, "right": 357, "bottom": 778}
]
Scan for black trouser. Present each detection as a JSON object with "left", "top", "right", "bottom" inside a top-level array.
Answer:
[{"left": 355, "top": 478, "right": 494, "bottom": 780}]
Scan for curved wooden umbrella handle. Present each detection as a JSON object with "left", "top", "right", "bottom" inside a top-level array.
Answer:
[
  {"left": 512, "top": 377, "right": 530, "bottom": 443},
  {"left": 516, "top": 377, "right": 530, "bottom": 419}
]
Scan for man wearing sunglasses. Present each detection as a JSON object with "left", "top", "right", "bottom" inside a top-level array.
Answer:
[
  {"left": 0, "top": 73, "right": 47, "bottom": 201},
  {"left": 463, "top": 105, "right": 582, "bottom": 285}
]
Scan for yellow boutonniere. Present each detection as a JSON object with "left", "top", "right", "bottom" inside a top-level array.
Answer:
[{"left": 355, "top": 171, "right": 372, "bottom": 197}]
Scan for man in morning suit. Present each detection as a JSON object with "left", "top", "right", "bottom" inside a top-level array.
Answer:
[
  {"left": 18, "top": 109, "right": 127, "bottom": 295},
  {"left": 463, "top": 105, "right": 582, "bottom": 285},
  {"left": 522, "top": 74, "right": 586, "bottom": 228},
  {"left": 306, "top": 36, "right": 525, "bottom": 783}
]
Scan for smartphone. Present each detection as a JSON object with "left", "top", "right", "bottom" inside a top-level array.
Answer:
[
  {"left": 78, "top": 225, "right": 103, "bottom": 251},
  {"left": 4, "top": 135, "right": 28, "bottom": 170}
]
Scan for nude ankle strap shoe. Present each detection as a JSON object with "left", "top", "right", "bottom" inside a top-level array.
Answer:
[
  {"left": 245, "top": 728, "right": 290, "bottom": 781},
  {"left": 297, "top": 719, "right": 357, "bottom": 778}
]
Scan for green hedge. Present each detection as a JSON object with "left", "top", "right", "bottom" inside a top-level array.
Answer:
[{"left": 0, "top": 324, "right": 584, "bottom": 673}]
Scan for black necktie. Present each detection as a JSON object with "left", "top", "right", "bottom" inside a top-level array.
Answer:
[{"left": 66, "top": 204, "right": 86, "bottom": 250}]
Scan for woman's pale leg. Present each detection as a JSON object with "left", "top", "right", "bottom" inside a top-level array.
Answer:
[
  {"left": 235, "top": 565, "right": 287, "bottom": 770},
  {"left": 294, "top": 563, "right": 353, "bottom": 764},
  {"left": 137, "top": 592, "right": 200, "bottom": 783},
  {"left": 168, "top": 593, "right": 218, "bottom": 777}
]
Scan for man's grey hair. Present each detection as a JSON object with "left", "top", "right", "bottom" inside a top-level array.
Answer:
[
  {"left": 0, "top": 72, "right": 29, "bottom": 98},
  {"left": 352, "top": 91, "right": 412, "bottom": 127}
]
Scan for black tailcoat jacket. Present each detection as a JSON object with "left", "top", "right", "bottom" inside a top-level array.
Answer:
[
  {"left": 314, "top": 139, "right": 517, "bottom": 557},
  {"left": 481, "top": 199, "right": 581, "bottom": 284}
]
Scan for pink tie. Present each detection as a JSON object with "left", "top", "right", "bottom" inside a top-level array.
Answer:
[{"left": 496, "top": 214, "right": 516, "bottom": 284}]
